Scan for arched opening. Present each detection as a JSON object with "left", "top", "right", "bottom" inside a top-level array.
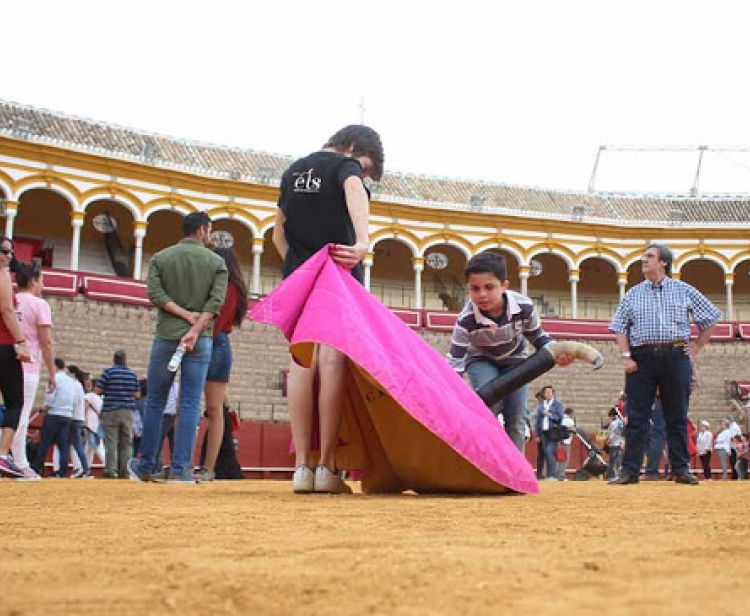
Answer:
[
  {"left": 143, "top": 210, "right": 184, "bottom": 276},
  {"left": 13, "top": 188, "right": 74, "bottom": 268},
  {"left": 370, "top": 238, "right": 415, "bottom": 308},
  {"left": 680, "top": 259, "right": 727, "bottom": 316},
  {"left": 260, "top": 228, "right": 283, "bottom": 295},
  {"left": 626, "top": 260, "right": 643, "bottom": 288},
  {"left": 734, "top": 259, "right": 750, "bottom": 320},
  {"left": 526, "top": 252, "right": 571, "bottom": 317},
  {"left": 423, "top": 244, "right": 468, "bottom": 310},
  {"left": 210, "top": 218, "right": 255, "bottom": 287},
  {"left": 83, "top": 199, "right": 136, "bottom": 275},
  {"left": 578, "top": 257, "right": 619, "bottom": 319}
]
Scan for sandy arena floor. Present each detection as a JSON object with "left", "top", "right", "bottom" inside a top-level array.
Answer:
[{"left": 2, "top": 478, "right": 748, "bottom": 615}]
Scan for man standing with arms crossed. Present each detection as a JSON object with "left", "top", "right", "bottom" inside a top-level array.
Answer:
[
  {"left": 609, "top": 243, "right": 720, "bottom": 485},
  {"left": 129, "top": 212, "right": 227, "bottom": 483}
]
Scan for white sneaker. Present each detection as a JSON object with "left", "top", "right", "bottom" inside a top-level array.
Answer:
[
  {"left": 314, "top": 465, "right": 352, "bottom": 494},
  {"left": 293, "top": 465, "right": 315, "bottom": 493},
  {"left": 16, "top": 467, "right": 41, "bottom": 482}
]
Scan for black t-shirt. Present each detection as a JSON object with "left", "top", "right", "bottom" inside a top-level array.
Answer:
[{"left": 277, "top": 150, "right": 365, "bottom": 281}]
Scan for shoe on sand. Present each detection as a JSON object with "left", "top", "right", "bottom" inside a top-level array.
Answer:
[
  {"left": 314, "top": 465, "right": 352, "bottom": 494},
  {"left": 293, "top": 465, "right": 315, "bottom": 493}
]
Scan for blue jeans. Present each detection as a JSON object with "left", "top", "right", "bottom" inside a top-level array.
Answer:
[
  {"left": 467, "top": 360, "right": 527, "bottom": 452},
  {"left": 33, "top": 414, "right": 71, "bottom": 477},
  {"left": 645, "top": 402, "right": 666, "bottom": 476},
  {"left": 621, "top": 347, "right": 692, "bottom": 477},
  {"left": 541, "top": 434, "right": 558, "bottom": 479},
  {"left": 136, "top": 336, "right": 212, "bottom": 477},
  {"left": 607, "top": 445, "right": 623, "bottom": 479}
]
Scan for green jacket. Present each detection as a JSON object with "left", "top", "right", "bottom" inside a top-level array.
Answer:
[{"left": 147, "top": 238, "right": 228, "bottom": 340}]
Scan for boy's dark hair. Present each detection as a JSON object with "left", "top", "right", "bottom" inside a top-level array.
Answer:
[
  {"left": 14, "top": 261, "right": 41, "bottom": 289},
  {"left": 465, "top": 251, "right": 508, "bottom": 281},
  {"left": 54, "top": 357, "right": 65, "bottom": 370},
  {"left": 565, "top": 407, "right": 575, "bottom": 416},
  {"left": 646, "top": 242, "right": 673, "bottom": 276},
  {"left": 324, "top": 125, "right": 384, "bottom": 182},
  {"left": 182, "top": 212, "right": 212, "bottom": 237}
]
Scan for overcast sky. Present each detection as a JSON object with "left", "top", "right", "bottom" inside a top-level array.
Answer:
[{"left": 4, "top": 0, "right": 750, "bottom": 194}]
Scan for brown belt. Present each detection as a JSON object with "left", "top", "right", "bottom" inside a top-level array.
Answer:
[{"left": 633, "top": 341, "right": 686, "bottom": 350}]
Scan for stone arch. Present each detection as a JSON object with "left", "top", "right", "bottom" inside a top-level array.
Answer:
[
  {"left": 81, "top": 198, "right": 138, "bottom": 275},
  {"left": 370, "top": 228, "right": 419, "bottom": 257},
  {"left": 574, "top": 247, "right": 625, "bottom": 274},
  {"left": 371, "top": 238, "right": 418, "bottom": 308},
  {"left": 733, "top": 256, "right": 750, "bottom": 321},
  {"left": 13, "top": 187, "right": 76, "bottom": 269},
  {"left": 525, "top": 243, "right": 575, "bottom": 269},
  {"left": 13, "top": 174, "right": 80, "bottom": 210},
  {"left": 419, "top": 233, "right": 472, "bottom": 260},
  {"left": 210, "top": 216, "right": 256, "bottom": 283},
  {"left": 142, "top": 197, "right": 198, "bottom": 219},
  {"left": 260, "top": 226, "right": 283, "bottom": 295},
  {"left": 0, "top": 169, "right": 13, "bottom": 199},
  {"left": 423, "top": 243, "right": 469, "bottom": 310},
  {"left": 258, "top": 214, "right": 278, "bottom": 238},
  {"left": 81, "top": 187, "right": 144, "bottom": 221},
  {"left": 680, "top": 258, "right": 727, "bottom": 310},
  {"left": 473, "top": 237, "right": 525, "bottom": 266},
  {"left": 674, "top": 249, "right": 730, "bottom": 274},
  {"left": 143, "top": 209, "right": 185, "bottom": 270},
  {"left": 525, "top": 250, "right": 572, "bottom": 317},
  {"left": 207, "top": 207, "right": 260, "bottom": 238},
  {"left": 577, "top": 256, "right": 620, "bottom": 319}
]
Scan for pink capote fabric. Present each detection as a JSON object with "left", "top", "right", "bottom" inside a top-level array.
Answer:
[{"left": 250, "top": 246, "right": 539, "bottom": 495}]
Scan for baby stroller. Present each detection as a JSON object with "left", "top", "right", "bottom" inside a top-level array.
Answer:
[{"left": 571, "top": 427, "right": 608, "bottom": 480}]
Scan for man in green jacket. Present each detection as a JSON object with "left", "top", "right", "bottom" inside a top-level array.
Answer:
[{"left": 129, "top": 211, "right": 227, "bottom": 483}]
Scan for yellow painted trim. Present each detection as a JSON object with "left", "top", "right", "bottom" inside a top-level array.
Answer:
[
  {"left": 13, "top": 172, "right": 81, "bottom": 204},
  {"left": 674, "top": 248, "right": 730, "bottom": 270},
  {"left": 142, "top": 197, "right": 198, "bottom": 218},
  {"left": 420, "top": 232, "right": 473, "bottom": 257}
]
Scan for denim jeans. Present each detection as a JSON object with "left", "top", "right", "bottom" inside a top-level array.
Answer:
[
  {"left": 33, "top": 414, "right": 71, "bottom": 477},
  {"left": 717, "top": 449, "right": 729, "bottom": 479},
  {"left": 607, "top": 445, "right": 623, "bottom": 479},
  {"left": 136, "top": 336, "right": 212, "bottom": 477},
  {"left": 541, "top": 434, "right": 558, "bottom": 479},
  {"left": 467, "top": 359, "right": 527, "bottom": 452},
  {"left": 645, "top": 401, "right": 666, "bottom": 476},
  {"left": 621, "top": 347, "right": 692, "bottom": 477}
]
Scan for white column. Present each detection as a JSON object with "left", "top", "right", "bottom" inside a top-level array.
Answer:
[
  {"left": 618, "top": 272, "right": 627, "bottom": 301},
  {"left": 363, "top": 253, "right": 373, "bottom": 291},
  {"left": 413, "top": 257, "right": 424, "bottom": 310},
  {"left": 568, "top": 269, "right": 579, "bottom": 319},
  {"left": 519, "top": 265, "right": 530, "bottom": 296},
  {"left": 70, "top": 214, "right": 84, "bottom": 271},
  {"left": 133, "top": 224, "right": 147, "bottom": 280},
  {"left": 3, "top": 201, "right": 18, "bottom": 238},
  {"left": 725, "top": 274, "right": 734, "bottom": 321},
  {"left": 252, "top": 239, "right": 264, "bottom": 295}
]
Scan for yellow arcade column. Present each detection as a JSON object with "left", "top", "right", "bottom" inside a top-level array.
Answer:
[
  {"left": 413, "top": 256, "right": 424, "bottom": 310},
  {"left": 519, "top": 264, "right": 530, "bottom": 296},
  {"left": 568, "top": 268, "right": 579, "bottom": 319},
  {"left": 725, "top": 272, "right": 734, "bottom": 322},
  {"left": 69, "top": 211, "right": 85, "bottom": 271},
  {"left": 3, "top": 200, "right": 18, "bottom": 238},
  {"left": 618, "top": 271, "right": 628, "bottom": 300},
  {"left": 133, "top": 221, "right": 148, "bottom": 280},
  {"left": 251, "top": 237, "right": 264, "bottom": 296},
  {"left": 363, "top": 251, "right": 374, "bottom": 291}
]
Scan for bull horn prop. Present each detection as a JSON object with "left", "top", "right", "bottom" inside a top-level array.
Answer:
[{"left": 476, "top": 341, "right": 603, "bottom": 408}]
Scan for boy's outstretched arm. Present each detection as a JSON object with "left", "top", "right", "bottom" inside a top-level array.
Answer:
[{"left": 330, "top": 175, "right": 369, "bottom": 269}]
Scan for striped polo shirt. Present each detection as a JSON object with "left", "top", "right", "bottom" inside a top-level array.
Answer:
[
  {"left": 98, "top": 364, "right": 139, "bottom": 412},
  {"left": 448, "top": 291, "right": 552, "bottom": 373}
]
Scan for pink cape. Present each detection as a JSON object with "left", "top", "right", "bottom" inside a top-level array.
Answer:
[{"left": 250, "top": 247, "right": 538, "bottom": 495}]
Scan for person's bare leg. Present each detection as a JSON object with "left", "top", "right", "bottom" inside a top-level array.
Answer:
[
  {"left": 0, "top": 427, "right": 14, "bottom": 455},
  {"left": 203, "top": 381, "right": 226, "bottom": 471},
  {"left": 288, "top": 350, "right": 316, "bottom": 468},
  {"left": 316, "top": 344, "right": 347, "bottom": 470}
]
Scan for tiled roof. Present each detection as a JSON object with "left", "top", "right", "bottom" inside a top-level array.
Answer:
[{"left": 2, "top": 99, "right": 749, "bottom": 225}]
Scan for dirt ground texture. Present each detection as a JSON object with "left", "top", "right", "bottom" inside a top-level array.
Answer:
[{"left": 2, "top": 479, "right": 748, "bottom": 616}]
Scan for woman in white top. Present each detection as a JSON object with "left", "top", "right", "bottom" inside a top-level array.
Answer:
[
  {"left": 713, "top": 420, "right": 732, "bottom": 480},
  {"left": 696, "top": 420, "right": 713, "bottom": 481},
  {"left": 83, "top": 374, "right": 105, "bottom": 467}
]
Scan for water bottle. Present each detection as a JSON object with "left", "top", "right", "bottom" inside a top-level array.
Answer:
[{"left": 168, "top": 344, "right": 186, "bottom": 372}]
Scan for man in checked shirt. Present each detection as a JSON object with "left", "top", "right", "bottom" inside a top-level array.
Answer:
[{"left": 609, "top": 243, "right": 721, "bottom": 485}]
